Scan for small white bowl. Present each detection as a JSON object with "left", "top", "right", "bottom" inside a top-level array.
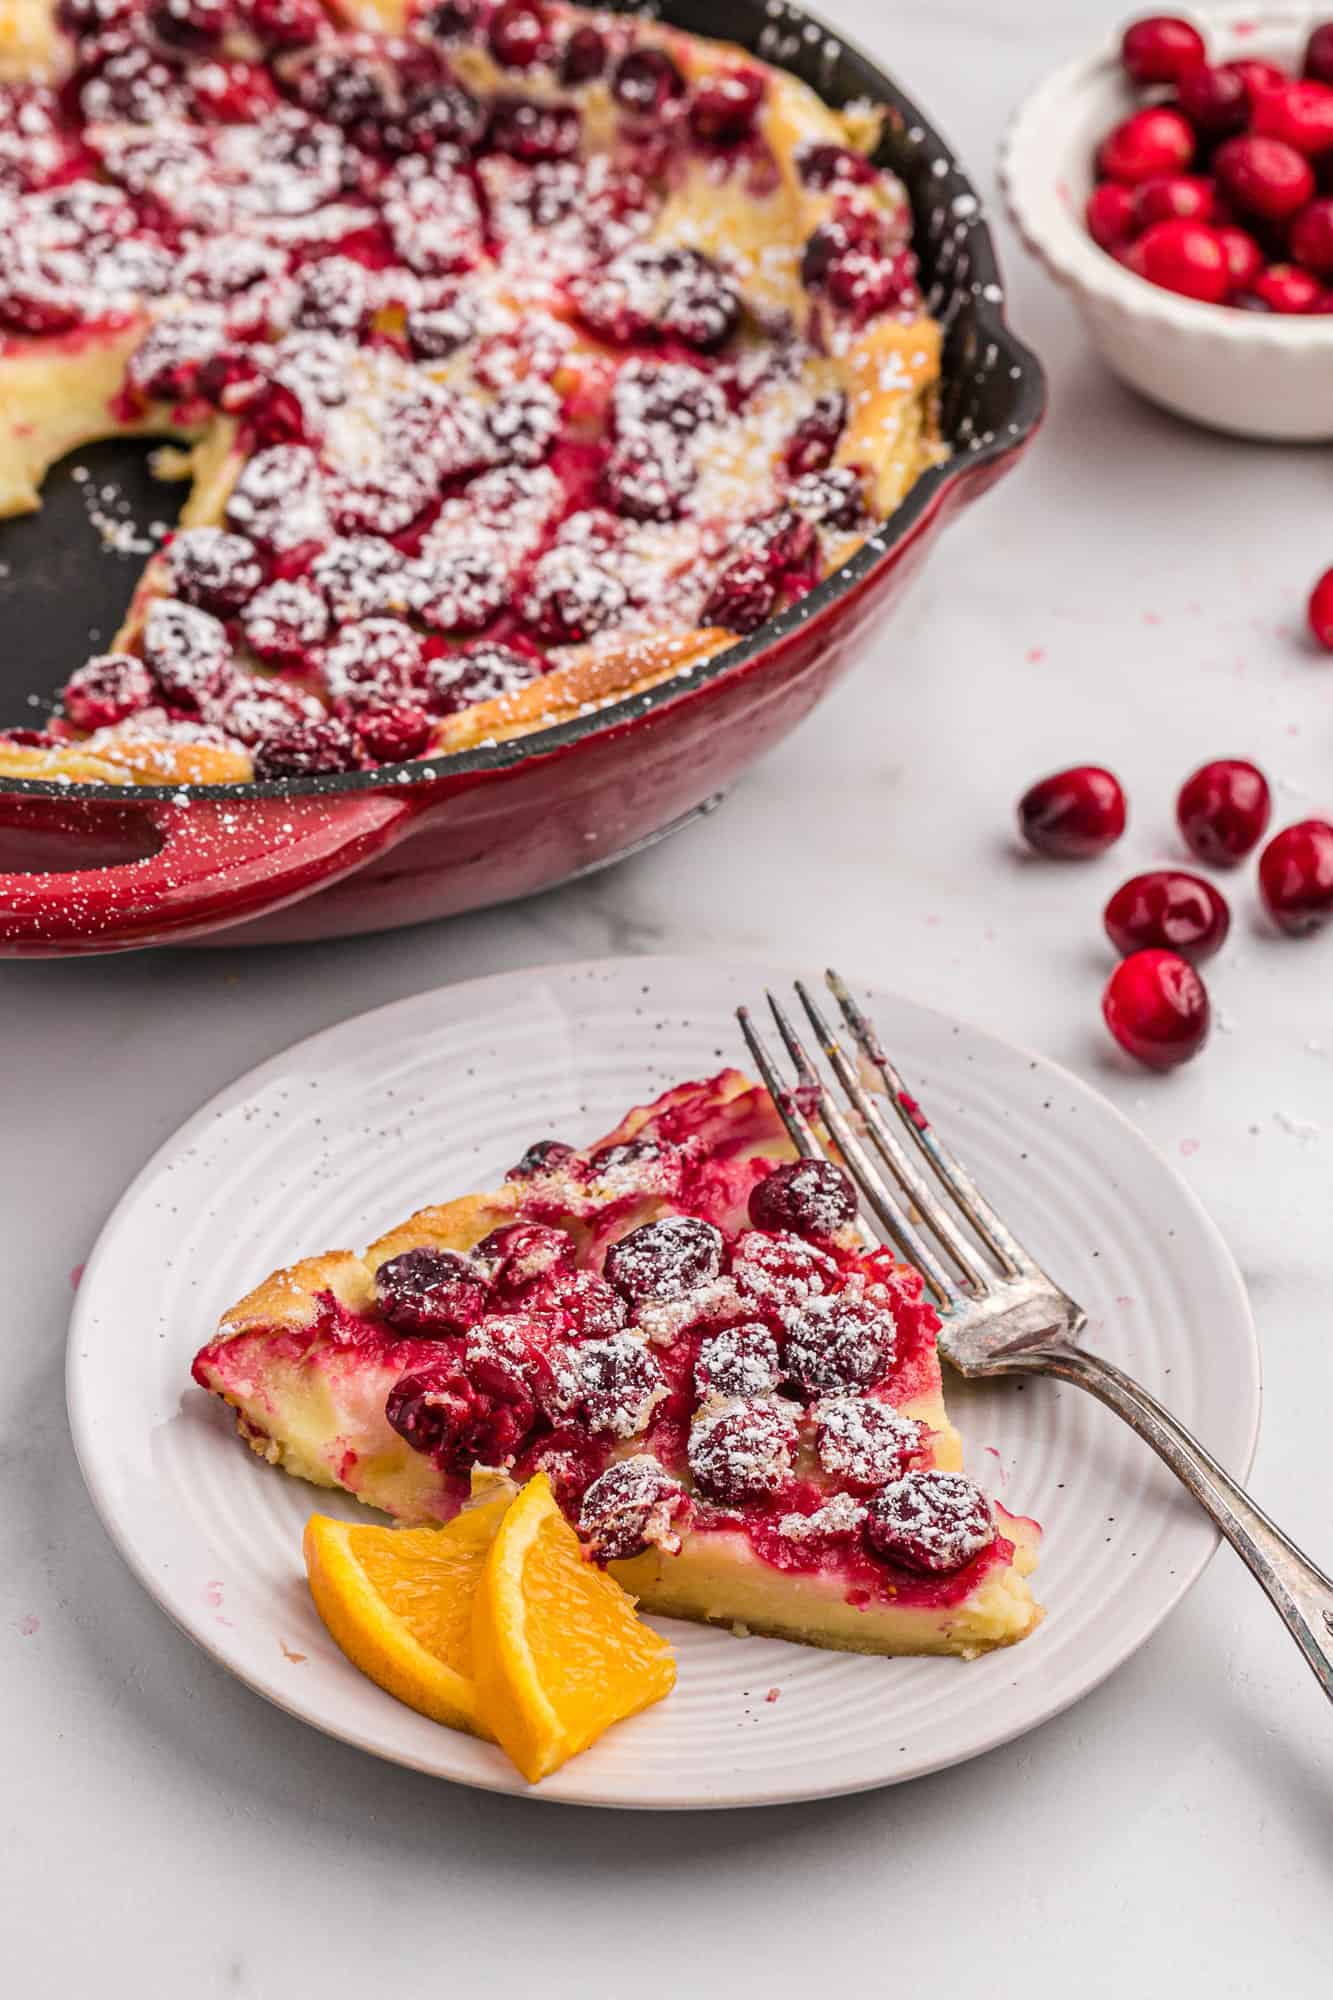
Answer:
[{"left": 1000, "top": 5, "right": 1333, "bottom": 440}]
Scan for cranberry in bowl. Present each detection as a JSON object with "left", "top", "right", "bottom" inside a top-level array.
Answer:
[{"left": 1001, "top": 8, "right": 1333, "bottom": 438}]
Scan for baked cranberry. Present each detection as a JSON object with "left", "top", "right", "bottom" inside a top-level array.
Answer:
[
  {"left": 1259, "top": 820, "right": 1333, "bottom": 933},
  {"left": 472, "top": 1221, "right": 576, "bottom": 1297},
  {"left": 1254, "top": 261, "right": 1323, "bottom": 312},
  {"left": 749, "top": 1159, "right": 857, "bottom": 1239},
  {"left": 292, "top": 257, "right": 373, "bottom": 338},
  {"left": 797, "top": 141, "right": 879, "bottom": 191},
  {"left": 375, "top": 1246, "right": 489, "bottom": 1334},
  {"left": 214, "top": 678, "right": 321, "bottom": 746},
  {"left": 702, "top": 555, "right": 777, "bottom": 634},
  {"left": 560, "top": 22, "right": 606, "bottom": 84},
  {"left": 141, "top": 599, "right": 232, "bottom": 709},
  {"left": 688, "top": 1397, "right": 798, "bottom": 1503},
  {"left": 1309, "top": 564, "right": 1333, "bottom": 647},
  {"left": 354, "top": 701, "right": 433, "bottom": 763},
  {"left": 1218, "top": 224, "right": 1264, "bottom": 289},
  {"left": 384, "top": 1365, "right": 477, "bottom": 1464},
  {"left": 534, "top": 1269, "right": 626, "bottom": 1341},
  {"left": 1133, "top": 175, "right": 1214, "bottom": 227},
  {"left": 148, "top": 0, "right": 229, "bottom": 49},
  {"left": 488, "top": 96, "right": 580, "bottom": 160},
  {"left": 465, "top": 1315, "right": 564, "bottom": 1427},
  {"left": 865, "top": 1471, "right": 994, "bottom": 1573},
  {"left": 165, "top": 527, "right": 263, "bottom": 617},
  {"left": 56, "top": 0, "right": 137, "bottom": 35},
  {"left": 522, "top": 548, "right": 628, "bottom": 643},
  {"left": 588, "top": 1137, "right": 677, "bottom": 1175},
  {"left": 1087, "top": 180, "right": 1137, "bottom": 249},
  {"left": 730, "top": 1229, "right": 839, "bottom": 1310},
  {"left": 578, "top": 1456, "right": 690, "bottom": 1562},
  {"left": 423, "top": 642, "right": 543, "bottom": 715},
  {"left": 322, "top": 620, "right": 423, "bottom": 713},
  {"left": 571, "top": 244, "right": 740, "bottom": 349},
  {"left": 604, "top": 1216, "right": 723, "bottom": 1305},
  {"left": 688, "top": 69, "right": 765, "bottom": 145},
  {"left": 1252, "top": 78, "right": 1333, "bottom": 155},
  {"left": 505, "top": 1138, "right": 577, "bottom": 1180},
  {"left": 1307, "top": 23, "right": 1333, "bottom": 86},
  {"left": 574, "top": 1333, "right": 665, "bottom": 1438},
  {"left": 1215, "top": 135, "right": 1316, "bottom": 220},
  {"left": 1177, "top": 61, "right": 1250, "bottom": 139},
  {"left": 1104, "top": 870, "right": 1230, "bottom": 964},
  {"left": 251, "top": 715, "right": 359, "bottom": 778},
  {"left": 1098, "top": 107, "right": 1194, "bottom": 184},
  {"left": 1176, "top": 757, "right": 1271, "bottom": 865},
  {"left": 487, "top": 0, "right": 552, "bottom": 69},
  {"left": 612, "top": 46, "right": 685, "bottom": 115},
  {"left": 694, "top": 1324, "right": 782, "bottom": 1401},
  {"left": 245, "top": 0, "right": 324, "bottom": 47},
  {"left": 225, "top": 444, "right": 328, "bottom": 552},
  {"left": 1120, "top": 16, "right": 1206, "bottom": 86},
  {"left": 603, "top": 434, "right": 695, "bottom": 521},
  {"left": 751, "top": 508, "right": 816, "bottom": 576},
  {"left": 61, "top": 654, "right": 154, "bottom": 732},
  {"left": 287, "top": 45, "right": 398, "bottom": 135},
  {"left": 1290, "top": 196, "right": 1333, "bottom": 274},
  {"left": 784, "top": 391, "right": 848, "bottom": 474},
  {"left": 782, "top": 1295, "right": 896, "bottom": 1397},
  {"left": 1128, "top": 218, "right": 1230, "bottom": 302},
  {"left": 822, "top": 242, "right": 918, "bottom": 319},
  {"left": 421, "top": 0, "right": 477, "bottom": 40},
  {"left": 241, "top": 578, "right": 329, "bottom": 666},
  {"left": 613, "top": 358, "right": 728, "bottom": 436},
  {"left": 815, "top": 1395, "right": 924, "bottom": 1492},
  {"left": 1018, "top": 765, "right": 1127, "bottom": 858},
  {"left": 1103, "top": 949, "right": 1210, "bottom": 1070},
  {"left": 787, "top": 466, "right": 866, "bottom": 531}
]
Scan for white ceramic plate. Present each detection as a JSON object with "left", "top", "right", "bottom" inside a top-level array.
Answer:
[{"left": 67, "top": 956, "right": 1259, "bottom": 1809}]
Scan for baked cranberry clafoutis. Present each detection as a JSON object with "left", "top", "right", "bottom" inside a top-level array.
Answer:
[
  {"left": 192, "top": 1072, "right": 1041, "bottom": 1659},
  {"left": 0, "top": 0, "right": 944, "bottom": 789}
]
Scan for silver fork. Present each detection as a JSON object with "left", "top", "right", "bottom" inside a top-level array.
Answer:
[{"left": 738, "top": 970, "right": 1333, "bottom": 1702}]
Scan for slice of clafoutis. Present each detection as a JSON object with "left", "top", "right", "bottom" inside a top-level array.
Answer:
[{"left": 193, "top": 1071, "right": 1041, "bottom": 1659}]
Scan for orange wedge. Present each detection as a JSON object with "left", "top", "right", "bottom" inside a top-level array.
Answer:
[
  {"left": 303, "top": 1493, "right": 512, "bottom": 1738},
  {"left": 471, "top": 1471, "right": 676, "bottom": 1783}
]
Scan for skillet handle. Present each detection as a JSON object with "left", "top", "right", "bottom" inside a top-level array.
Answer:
[{"left": 0, "top": 788, "right": 417, "bottom": 956}]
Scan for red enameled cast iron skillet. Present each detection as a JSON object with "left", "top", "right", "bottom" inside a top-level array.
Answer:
[{"left": 0, "top": 0, "right": 1045, "bottom": 956}]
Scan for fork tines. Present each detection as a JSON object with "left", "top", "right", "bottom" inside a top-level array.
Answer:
[{"left": 737, "top": 971, "right": 1033, "bottom": 1311}]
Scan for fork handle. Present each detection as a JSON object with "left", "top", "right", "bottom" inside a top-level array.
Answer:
[{"left": 992, "top": 1337, "right": 1333, "bottom": 1702}]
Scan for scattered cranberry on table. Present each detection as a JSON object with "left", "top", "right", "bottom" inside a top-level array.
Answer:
[
  {"left": 1258, "top": 820, "right": 1333, "bottom": 934},
  {"left": 1103, "top": 949, "right": 1211, "bottom": 1071},
  {"left": 1307, "top": 566, "right": 1333, "bottom": 649},
  {"left": 1086, "top": 17, "right": 1333, "bottom": 310},
  {"left": 1104, "top": 870, "right": 1231, "bottom": 963},
  {"left": 1176, "top": 758, "right": 1272, "bottom": 867},
  {"left": 1017, "top": 765, "right": 1127, "bottom": 858}
]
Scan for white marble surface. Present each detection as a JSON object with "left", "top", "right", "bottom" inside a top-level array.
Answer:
[{"left": 4, "top": 2, "right": 1333, "bottom": 1990}]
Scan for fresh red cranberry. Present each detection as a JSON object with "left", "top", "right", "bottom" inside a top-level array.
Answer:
[
  {"left": 1215, "top": 135, "right": 1316, "bottom": 220},
  {"left": 244, "top": 0, "right": 324, "bottom": 47},
  {"left": 472, "top": 1221, "right": 576, "bottom": 1298},
  {"left": 1104, "top": 871, "right": 1231, "bottom": 964},
  {"left": 782, "top": 1295, "right": 896, "bottom": 1397},
  {"left": 865, "top": 1471, "right": 995, "bottom": 1573},
  {"left": 1308, "top": 564, "right": 1333, "bottom": 647},
  {"left": 688, "top": 69, "right": 765, "bottom": 145},
  {"left": 784, "top": 391, "right": 848, "bottom": 474},
  {"left": 1177, "top": 61, "right": 1250, "bottom": 139},
  {"left": 141, "top": 599, "right": 232, "bottom": 709},
  {"left": 688, "top": 1397, "right": 798, "bottom": 1504},
  {"left": 1018, "top": 765, "right": 1127, "bottom": 858},
  {"left": 61, "top": 654, "right": 154, "bottom": 732},
  {"left": 797, "top": 142, "right": 879, "bottom": 191},
  {"left": 1230, "top": 57, "right": 1288, "bottom": 100},
  {"left": 487, "top": 0, "right": 552, "bottom": 69},
  {"left": 1098, "top": 107, "right": 1195, "bottom": 184},
  {"left": 815, "top": 1395, "right": 924, "bottom": 1493},
  {"left": 1128, "top": 218, "right": 1230, "bottom": 302},
  {"left": 1120, "top": 15, "right": 1206, "bottom": 86},
  {"left": 749, "top": 1159, "right": 857, "bottom": 1239},
  {"left": 1290, "top": 195, "right": 1333, "bottom": 274},
  {"left": 1252, "top": 78, "right": 1333, "bottom": 155},
  {"left": 1103, "top": 949, "right": 1210, "bottom": 1070},
  {"left": 375, "top": 1247, "right": 489, "bottom": 1334},
  {"left": 251, "top": 715, "right": 359, "bottom": 779},
  {"left": 1218, "top": 224, "right": 1264, "bottom": 289},
  {"left": 694, "top": 1324, "right": 782, "bottom": 1401},
  {"left": 578, "top": 1456, "right": 690, "bottom": 1563},
  {"left": 422, "top": 642, "right": 543, "bottom": 715},
  {"left": 354, "top": 701, "right": 433, "bottom": 764},
  {"left": 1087, "top": 180, "right": 1138, "bottom": 248},
  {"left": 573, "top": 1333, "right": 665, "bottom": 1438},
  {"left": 165, "top": 527, "right": 263, "bottom": 617},
  {"left": 1177, "top": 758, "right": 1272, "bottom": 865},
  {"left": 604, "top": 1216, "right": 723, "bottom": 1305},
  {"left": 487, "top": 96, "right": 580, "bottom": 160},
  {"left": 1259, "top": 819, "right": 1333, "bottom": 933},
  {"left": 612, "top": 46, "right": 685, "bottom": 116},
  {"left": 147, "top": 0, "right": 229, "bottom": 50},
  {"left": 1133, "top": 174, "right": 1214, "bottom": 227},
  {"left": 1254, "top": 261, "right": 1324, "bottom": 312},
  {"left": 702, "top": 556, "right": 778, "bottom": 634},
  {"left": 505, "top": 1138, "right": 577, "bottom": 1180},
  {"left": 560, "top": 21, "right": 606, "bottom": 83},
  {"left": 1306, "top": 23, "right": 1333, "bottom": 86}
]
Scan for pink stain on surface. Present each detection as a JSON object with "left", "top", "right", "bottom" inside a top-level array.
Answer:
[
  {"left": 68, "top": 1264, "right": 84, "bottom": 1291},
  {"left": 1025, "top": 646, "right": 1045, "bottom": 664},
  {"left": 765, "top": 1687, "right": 781, "bottom": 1704},
  {"left": 1142, "top": 611, "right": 1161, "bottom": 626},
  {"left": 1115, "top": 1295, "right": 1134, "bottom": 1309},
  {"left": 17, "top": 1614, "right": 39, "bottom": 1637},
  {"left": 204, "top": 1580, "right": 234, "bottom": 1628},
  {"left": 1179, "top": 1138, "right": 1200, "bottom": 1157}
]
